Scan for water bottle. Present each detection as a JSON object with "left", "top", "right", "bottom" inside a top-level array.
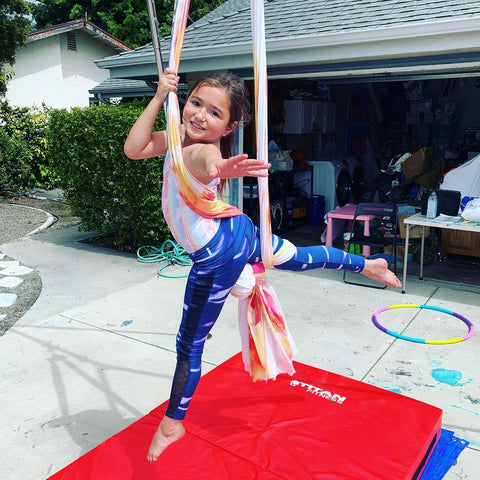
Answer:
[{"left": 426, "top": 191, "right": 438, "bottom": 219}]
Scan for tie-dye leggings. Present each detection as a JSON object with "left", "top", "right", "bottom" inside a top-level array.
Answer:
[{"left": 165, "top": 214, "right": 365, "bottom": 420}]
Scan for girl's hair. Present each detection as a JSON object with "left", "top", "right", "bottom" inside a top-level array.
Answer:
[{"left": 187, "top": 73, "right": 251, "bottom": 159}]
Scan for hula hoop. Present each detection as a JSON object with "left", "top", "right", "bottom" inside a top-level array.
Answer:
[{"left": 372, "top": 304, "right": 475, "bottom": 345}]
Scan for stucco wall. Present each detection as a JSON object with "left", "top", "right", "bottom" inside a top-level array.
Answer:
[
  {"left": 6, "top": 29, "right": 119, "bottom": 109},
  {"left": 6, "top": 36, "right": 63, "bottom": 108}
]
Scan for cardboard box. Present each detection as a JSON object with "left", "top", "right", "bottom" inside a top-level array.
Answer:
[
  {"left": 401, "top": 147, "right": 432, "bottom": 179},
  {"left": 441, "top": 230, "right": 480, "bottom": 257},
  {"left": 398, "top": 214, "right": 430, "bottom": 239}
]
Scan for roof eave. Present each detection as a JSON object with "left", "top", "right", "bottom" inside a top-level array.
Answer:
[
  {"left": 96, "top": 16, "right": 480, "bottom": 79},
  {"left": 28, "top": 19, "right": 132, "bottom": 52}
]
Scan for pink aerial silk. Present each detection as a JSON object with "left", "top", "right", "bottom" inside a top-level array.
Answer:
[{"left": 163, "top": 0, "right": 296, "bottom": 380}]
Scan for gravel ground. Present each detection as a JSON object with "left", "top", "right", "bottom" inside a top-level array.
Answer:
[{"left": 0, "top": 194, "right": 81, "bottom": 335}]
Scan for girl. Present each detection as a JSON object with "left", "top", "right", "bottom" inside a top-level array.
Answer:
[{"left": 124, "top": 68, "right": 401, "bottom": 462}]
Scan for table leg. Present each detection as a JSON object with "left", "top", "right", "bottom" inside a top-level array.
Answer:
[
  {"left": 419, "top": 226, "right": 425, "bottom": 280},
  {"left": 326, "top": 216, "right": 333, "bottom": 246},
  {"left": 402, "top": 224, "right": 409, "bottom": 294},
  {"left": 362, "top": 219, "right": 371, "bottom": 257}
]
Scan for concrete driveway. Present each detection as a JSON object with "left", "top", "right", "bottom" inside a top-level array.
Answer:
[{"left": 1, "top": 224, "right": 479, "bottom": 479}]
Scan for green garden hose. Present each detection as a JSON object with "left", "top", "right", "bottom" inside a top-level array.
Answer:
[{"left": 137, "top": 240, "right": 191, "bottom": 278}]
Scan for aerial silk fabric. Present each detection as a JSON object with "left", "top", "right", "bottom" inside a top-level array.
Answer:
[
  {"left": 164, "top": 0, "right": 296, "bottom": 380},
  {"left": 232, "top": 263, "right": 297, "bottom": 381},
  {"left": 165, "top": 0, "right": 242, "bottom": 218},
  {"left": 251, "top": 0, "right": 273, "bottom": 269}
]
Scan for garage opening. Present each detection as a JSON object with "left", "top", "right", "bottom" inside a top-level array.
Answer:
[{"left": 240, "top": 73, "right": 480, "bottom": 285}]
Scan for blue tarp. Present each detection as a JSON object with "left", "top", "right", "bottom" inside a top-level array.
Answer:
[{"left": 420, "top": 429, "right": 470, "bottom": 480}]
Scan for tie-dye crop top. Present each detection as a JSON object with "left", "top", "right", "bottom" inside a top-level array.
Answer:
[{"left": 162, "top": 150, "right": 221, "bottom": 253}]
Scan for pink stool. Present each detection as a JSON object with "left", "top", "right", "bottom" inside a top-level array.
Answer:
[{"left": 326, "top": 204, "right": 376, "bottom": 256}]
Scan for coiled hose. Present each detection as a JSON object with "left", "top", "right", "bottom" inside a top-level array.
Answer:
[{"left": 137, "top": 240, "right": 191, "bottom": 278}]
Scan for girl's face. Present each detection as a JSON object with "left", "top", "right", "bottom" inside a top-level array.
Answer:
[{"left": 182, "top": 83, "right": 237, "bottom": 144}]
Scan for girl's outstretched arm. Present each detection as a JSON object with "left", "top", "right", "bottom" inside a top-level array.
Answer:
[
  {"left": 124, "top": 68, "right": 179, "bottom": 160},
  {"left": 187, "top": 144, "right": 270, "bottom": 184},
  {"left": 214, "top": 154, "right": 270, "bottom": 179}
]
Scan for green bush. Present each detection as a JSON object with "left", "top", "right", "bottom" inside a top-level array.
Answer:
[
  {"left": 47, "top": 101, "right": 171, "bottom": 251},
  {"left": 0, "top": 100, "right": 52, "bottom": 191},
  {"left": 0, "top": 127, "right": 33, "bottom": 195}
]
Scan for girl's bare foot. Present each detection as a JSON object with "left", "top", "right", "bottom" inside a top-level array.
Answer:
[
  {"left": 147, "top": 416, "right": 185, "bottom": 462},
  {"left": 361, "top": 258, "right": 402, "bottom": 288}
]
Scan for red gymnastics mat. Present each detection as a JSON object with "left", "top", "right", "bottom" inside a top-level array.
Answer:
[{"left": 48, "top": 353, "right": 442, "bottom": 480}]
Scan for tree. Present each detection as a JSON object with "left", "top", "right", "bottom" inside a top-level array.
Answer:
[
  {"left": 28, "top": 0, "right": 224, "bottom": 48},
  {"left": 0, "top": 0, "right": 31, "bottom": 96}
]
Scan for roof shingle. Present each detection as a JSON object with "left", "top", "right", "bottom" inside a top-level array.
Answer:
[
  {"left": 176, "top": 0, "right": 480, "bottom": 48},
  {"left": 98, "top": 0, "right": 480, "bottom": 74}
]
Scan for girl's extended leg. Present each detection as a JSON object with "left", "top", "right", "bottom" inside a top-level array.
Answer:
[
  {"left": 275, "top": 244, "right": 365, "bottom": 272},
  {"left": 148, "top": 216, "right": 255, "bottom": 461},
  {"left": 247, "top": 230, "right": 401, "bottom": 288}
]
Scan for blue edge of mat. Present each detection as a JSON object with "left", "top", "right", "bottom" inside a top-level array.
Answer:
[{"left": 420, "top": 428, "right": 470, "bottom": 480}]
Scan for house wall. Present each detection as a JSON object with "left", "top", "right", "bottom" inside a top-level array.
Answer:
[
  {"left": 59, "top": 30, "right": 116, "bottom": 107},
  {"left": 6, "top": 36, "right": 63, "bottom": 108},
  {"left": 6, "top": 30, "right": 118, "bottom": 109}
]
